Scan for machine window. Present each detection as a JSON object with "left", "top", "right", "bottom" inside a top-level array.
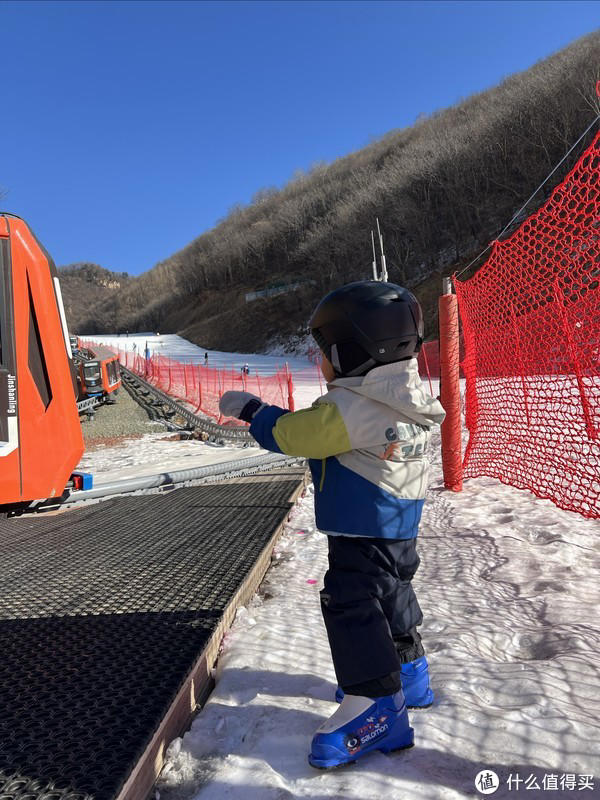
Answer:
[
  {"left": 107, "top": 359, "right": 120, "bottom": 386},
  {"left": 27, "top": 279, "right": 53, "bottom": 409}
]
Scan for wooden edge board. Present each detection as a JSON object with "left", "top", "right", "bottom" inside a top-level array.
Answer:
[{"left": 115, "top": 467, "right": 308, "bottom": 800}]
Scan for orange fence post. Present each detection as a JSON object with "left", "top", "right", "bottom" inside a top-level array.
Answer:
[
  {"left": 439, "top": 277, "right": 463, "bottom": 491},
  {"left": 285, "top": 362, "right": 295, "bottom": 411}
]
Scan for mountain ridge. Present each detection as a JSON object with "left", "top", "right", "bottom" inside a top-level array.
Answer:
[{"left": 60, "top": 32, "right": 600, "bottom": 351}]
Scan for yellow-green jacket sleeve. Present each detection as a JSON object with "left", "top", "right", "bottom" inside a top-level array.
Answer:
[{"left": 270, "top": 402, "right": 352, "bottom": 458}]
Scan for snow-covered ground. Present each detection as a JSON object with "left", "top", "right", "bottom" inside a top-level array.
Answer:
[{"left": 82, "top": 336, "right": 600, "bottom": 800}]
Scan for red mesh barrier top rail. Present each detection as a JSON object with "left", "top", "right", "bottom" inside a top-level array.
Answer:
[{"left": 454, "top": 130, "right": 600, "bottom": 519}]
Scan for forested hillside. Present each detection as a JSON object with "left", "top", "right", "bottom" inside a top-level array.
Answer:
[
  {"left": 59, "top": 263, "right": 132, "bottom": 333},
  {"left": 62, "top": 33, "right": 600, "bottom": 350}
]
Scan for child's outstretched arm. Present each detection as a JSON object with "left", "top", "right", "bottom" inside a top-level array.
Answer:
[{"left": 219, "top": 391, "right": 351, "bottom": 459}]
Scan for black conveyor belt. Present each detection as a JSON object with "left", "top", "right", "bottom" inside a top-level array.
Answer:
[{"left": 0, "top": 470, "right": 306, "bottom": 800}]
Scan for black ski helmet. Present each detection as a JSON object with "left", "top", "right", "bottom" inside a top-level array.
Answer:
[{"left": 309, "top": 281, "right": 424, "bottom": 377}]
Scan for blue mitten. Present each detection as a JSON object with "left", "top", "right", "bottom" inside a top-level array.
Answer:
[{"left": 219, "top": 391, "right": 267, "bottom": 422}]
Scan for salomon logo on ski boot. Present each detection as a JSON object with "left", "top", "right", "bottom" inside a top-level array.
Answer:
[{"left": 309, "top": 691, "right": 414, "bottom": 769}]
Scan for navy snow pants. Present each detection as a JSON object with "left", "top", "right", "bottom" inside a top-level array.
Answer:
[{"left": 320, "top": 535, "right": 425, "bottom": 697}]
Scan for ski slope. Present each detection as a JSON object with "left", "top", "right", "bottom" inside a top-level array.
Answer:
[
  {"left": 89, "top": 332, "right": 321, "bottom": 382},
  {"left": 84, "top": 335, "right": 600, "bottom": 800}
]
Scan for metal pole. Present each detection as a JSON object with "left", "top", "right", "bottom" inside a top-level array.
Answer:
[
  {"left": 376, "top": 218, "right": 388, "bottom": 283},
  {"left": 371, "top": 230, "right": 378, "bottom": 280}
]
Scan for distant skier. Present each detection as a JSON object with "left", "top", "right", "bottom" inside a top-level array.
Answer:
[
  {"left": 204, "top": 352, "right": 209, "bottom": 365},
  {"left": 220, "top": 281, "right": 445, "bottom": 768},
  {"left": 241, "top": 363, "right": 250, "bottom": 375}
]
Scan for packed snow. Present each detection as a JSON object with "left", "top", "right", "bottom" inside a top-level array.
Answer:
[{"left": 81, "top": 335, "right": 600, "bottom": 800}]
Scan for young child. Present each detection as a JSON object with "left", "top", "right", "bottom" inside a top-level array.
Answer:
[{"left": 219, "top": 280, "right": 445, "bottom": 769}]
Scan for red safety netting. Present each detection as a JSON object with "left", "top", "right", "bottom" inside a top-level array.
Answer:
[
  {"left": 454, "top": 130, "right": 600, "bottom": 519},
  {"left": 83, "top": 343, "right": 295, "bottom": 426}
]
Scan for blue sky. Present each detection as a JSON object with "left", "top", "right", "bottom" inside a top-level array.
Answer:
[{"left": 0, "top": 1, "right": 597, "bottom": 275}]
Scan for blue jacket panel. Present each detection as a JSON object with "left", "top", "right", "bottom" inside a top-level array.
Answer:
[{"left": 309, "top": 456, "right": 424, "bottom": 539}]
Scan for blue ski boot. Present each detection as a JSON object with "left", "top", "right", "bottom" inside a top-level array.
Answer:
[
  {"left": 309, "top": 690, "right": 414, "bottom": 769},
  {"left": 335, "top": 656, "right": 434, "bottom": 709},
  {"left": 400, "top": 656, "right": 434, "bottom": 708}
]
